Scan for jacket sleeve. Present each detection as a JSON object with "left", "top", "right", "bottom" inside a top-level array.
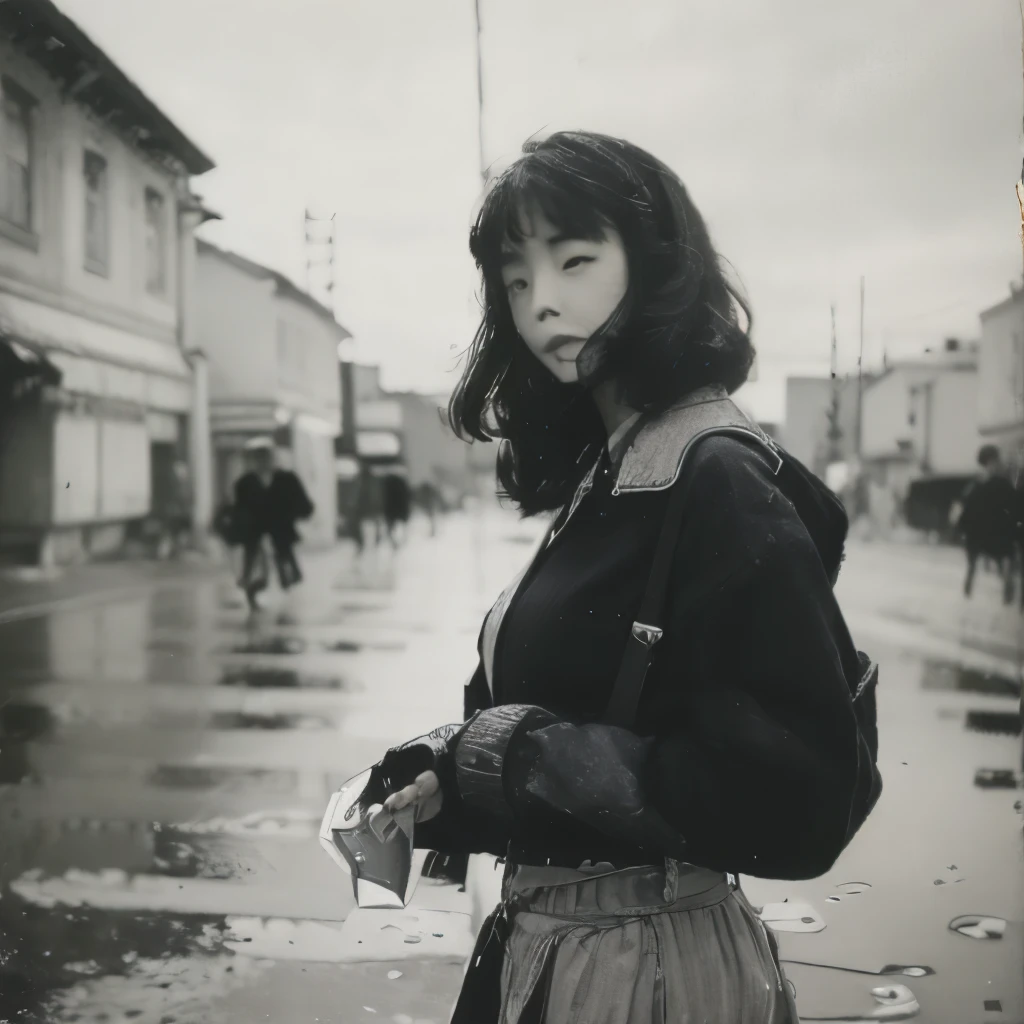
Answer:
[
  {"left": 403, "top": 660, "right": 511, "bottom": 859},
  {"left": 450, "top": 438, "right": 869, "bottom": 880}
]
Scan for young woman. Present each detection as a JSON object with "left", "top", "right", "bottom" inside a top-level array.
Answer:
[{"left": 354, "top": 130, "right": 881, "bottom": 1024}]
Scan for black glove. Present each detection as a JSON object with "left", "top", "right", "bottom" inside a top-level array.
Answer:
[{"left": 355, "top": 722, "right": 464, "bottom": 818}]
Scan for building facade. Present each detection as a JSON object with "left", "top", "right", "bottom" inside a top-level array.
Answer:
[
  {"left": 978, "top": 285, "right": 1024, "bottom": 471},
  {"left": 857, "top": 342, "right": 983, "bottom": 534},
  {"left": 782, "top": 374, "right": 867, "bottom": 477},
  {"left": 860, "top": 342, "right": 982, "bottom": 482},
  {"left": 0, "top": 4, "right": 215, "bottom": 565},
  {"left": 194, "top": 241, "right": 348, "bottom": 548}
]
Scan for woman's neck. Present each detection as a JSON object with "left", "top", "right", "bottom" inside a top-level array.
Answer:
[{"left": 591, "top": 379, "right": 639, "bottom": 440}]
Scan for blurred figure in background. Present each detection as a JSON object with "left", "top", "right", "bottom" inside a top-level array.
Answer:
[
  {"left": 415, "top": 480, "right": 443, "bottom": 536},
  {"left": 382, "top": 470, "right": 411, "bottom": 548},
  {"left": 353, "top": 461, "right": 385, "bottom": 554},
  {"left": 951, "top": 444, "right": 1016, "bottom": 604},
  {"left": 233, "top": 440, "right": 315, "bottom": 609}
]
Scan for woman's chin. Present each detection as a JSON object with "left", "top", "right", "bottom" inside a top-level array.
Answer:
[{"left": 549, "top": 360, "right": 581, "bottom": 385}]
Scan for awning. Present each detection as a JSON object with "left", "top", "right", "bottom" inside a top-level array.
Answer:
[{"left": 0, "top": 335, "right": 62, "bottom": 402}]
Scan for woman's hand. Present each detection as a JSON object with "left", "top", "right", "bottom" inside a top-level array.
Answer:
[{"left": 383, "top": 769, "right": 443, "bottom": 823}]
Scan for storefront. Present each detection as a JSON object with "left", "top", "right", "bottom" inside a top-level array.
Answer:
[{"left": 0, "top": 297, "right": 193, "bottom": 565}]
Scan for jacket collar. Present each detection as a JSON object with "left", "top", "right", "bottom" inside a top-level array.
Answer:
[
  {"left": 613, "top": 384, "right": 776, "bottom": 492},
  {"left": 547, "top": 385, "right": 776, "bottom": 546}
]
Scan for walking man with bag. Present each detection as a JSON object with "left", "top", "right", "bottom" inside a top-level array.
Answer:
[{"left": 233, "top": 439, "right": 315, "bottom": 610}]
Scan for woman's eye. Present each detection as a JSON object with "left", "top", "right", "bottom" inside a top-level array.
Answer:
[
  {"left": 563, "top": 256, "right": 595, "bottom": 270},
  {"left": 505, "top": 279, "right": 527, "bottom": 293}
]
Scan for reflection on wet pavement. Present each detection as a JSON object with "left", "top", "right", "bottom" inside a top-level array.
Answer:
[
  {"left": 964, "top": 709, "right": 1023, "bottom": 736},
  {"left": 835, "top": 882, "right": 873, "bottom": 895},
  {"left": 148, "top": 764, "right": 299, "bottom": 794},
  {"left": 1, "top": 526, "right": 1022, "bottom": 1021},
  {"left": 782, "top": 960, "right": 936, "bottom": 978},
  {"left": 0, "top": 701, "right": 55, "bottom": 784},
  {"left": 218, "top": 666, "right": 349, "bottom": 689},
  {"left": 209, "top": 710, "right": 335, "bottom": 730},
  {"left": 920, "top": 659, "right": 1021, "bottom": 697},
  {"left": 973, "top": 768, "right": 1023, "bottom": 789},
  {"left": 228, "top": 637, "right": 307, "bottom": 655},
  {"left": 949, "top": 914, "right": 1007, "bottom": 940}
]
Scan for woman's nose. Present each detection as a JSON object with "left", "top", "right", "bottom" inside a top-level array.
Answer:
[{"left": 531, "top": 273, "right": 559, "bottom": 322}]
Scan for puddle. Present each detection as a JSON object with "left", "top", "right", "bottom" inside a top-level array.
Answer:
[
  {"left": 949, "top": 914, "right": 1007, "bottom": 940},
  {"left": 152, "top": 831, "right": 273, "bottom": 881},
  {"left": 973, "top": 768, "right": 1023, "bottom": 790},
  {"left": 222, "top": 915, "right": 348, "bottom": 961},
  {"left": 758, "top": 901, "right": 826, "bottom": 933},
  {"left": 0, "top": 701, "right": 55, "bottom": 784},
  {"left": 835, "top": 882, "right": 872, "bottom": 895},
  {"left": 229, "top": 637, "right": 307, "bottom": 655},
  {"left": 0, "top": 902, "right": 237, "bottom": 1021},
  {"left": 218, "top": 667, "right": 348, "bottom": 690},
  {"left": 964, "top": 709, "right": 1022, "bottom": 736},
  {"left": 147, "top": 765, "right": 299, "bottom": 795},
  {"left": 920, "top": 660, "right": 1021, "bottom": 698},
  {"left": 334, "top": 601, "right": 390, "bottom": 613},
  {"left": 801, "top": 982, "right": 920, "bottom": 1021},
  {"left": 209, "top": 710, "right": 334, "bottom": 730},
  {"left": 0, "top": 700, "right": 56, "bottom": 742},
  {"left": 168, "top": 809, "right": 318, "bottom": 840},
  {"left": 323, "top": 639, "right": 406, "bottom": 653},
  {"left": 782, "top": 961, "right": 934, "bottom": 978}
]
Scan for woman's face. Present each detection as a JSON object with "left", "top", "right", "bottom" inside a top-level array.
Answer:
[{"left": 500, "top": 204, "right": 628, "bottom": 384}]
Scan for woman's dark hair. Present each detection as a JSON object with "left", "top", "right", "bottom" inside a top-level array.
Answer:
[{"left": 449, "top": 130, "right": 756, "bottom": 516}]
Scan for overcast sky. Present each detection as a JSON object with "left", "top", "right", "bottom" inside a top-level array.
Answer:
[{"left": 59, "top": 0, "right": 1022, "bottom": 422}]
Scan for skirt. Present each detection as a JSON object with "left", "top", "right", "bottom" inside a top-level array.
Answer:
[{"left": 488, "top": 858, "right": 799, "bottom": 1024}]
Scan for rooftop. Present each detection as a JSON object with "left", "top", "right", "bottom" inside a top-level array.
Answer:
[
  {"left": 197, "top": 239, "right": 352, "bottom": 339},
  {"left": 0, "top": 0, "right": 214, "bottom": 175}
]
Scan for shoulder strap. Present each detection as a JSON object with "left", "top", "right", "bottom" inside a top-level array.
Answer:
[
  {"left": 601, "top": 461, "right": 692, "bottom": 728},
  {"left": 602, "top": 424, "right": 780, "bottom": 730}
]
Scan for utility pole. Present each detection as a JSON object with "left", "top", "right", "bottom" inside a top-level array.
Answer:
[
  {"left": 473, "top": 0, "right": 487, "bottom": 185},
  {"left": 827, "top": 303, "right": 843, "bottom": 464},
  {"left": 304, "top": 208, "right": 336, "bottom": 314},
  {"left": 856, "top": 276, "right": 865, "bottom": 457}
]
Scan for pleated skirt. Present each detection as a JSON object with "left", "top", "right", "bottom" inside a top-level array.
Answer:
[{"left": 495, "top": 859, "right": 800, "bottom": 1024}]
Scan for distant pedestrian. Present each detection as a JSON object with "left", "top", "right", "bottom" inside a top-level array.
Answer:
[
  {"left": 233, "top": 440, "right": 314, "bottom": 609},
  {"left": 382, "top": 471, "right": 411, "bottom": 547},
  {"left": 415, "top": 481, "right": 443, "bottom": 536},
  {"left": 952, "top": 444, "right": 1016, "bottom": 604},
  {"left": 165, "top": 460, "right": 192, "bottom": 556},
  {"left": 353, "top": 462, "right": 385, "bottom": 554}
]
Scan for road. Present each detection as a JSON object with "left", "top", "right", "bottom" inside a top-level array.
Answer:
[{"left": 0, "top": 507, "right": 1021, "bottom": 1024}]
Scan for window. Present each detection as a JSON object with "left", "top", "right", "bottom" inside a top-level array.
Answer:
[
  {"left": 83, "top": 150, "right": 109, "bottom": 275},
  {"left": 0, "top": 79, "right": 34, "bottom": 232},
  {"left": 144, "top": 187, "right": 166, "bottom": 294}
]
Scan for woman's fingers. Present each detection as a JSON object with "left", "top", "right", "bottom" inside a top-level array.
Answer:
[
  {"left": 382, "top": 771, "right": 439, "bottom": 813},
  {"left": 383, "top": 783, "right": 418, "bottom": 812},
  {"left": 415, "top": 770, "right": 440, "bottom": 797}
]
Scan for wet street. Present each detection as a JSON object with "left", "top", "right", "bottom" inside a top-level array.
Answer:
[{"left": 0, "top": 507, "right": 1022, "bottom": 1024}]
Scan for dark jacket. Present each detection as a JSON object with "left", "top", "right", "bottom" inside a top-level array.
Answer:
[
  {"left": 381, "top": 389, "right": 878, "bottom": 882},
  {"left": 958, "top": 475, "right": 1017, "bottom": 557},
  {"left": 382, "top": 474, "right": 412, "bottom": 523},
  {"left": 233, "top": 469, "right": 314, "bottom": 547}
]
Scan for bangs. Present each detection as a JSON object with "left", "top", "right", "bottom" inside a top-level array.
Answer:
[{"left": 472, "top": 158, "right": 613, "bottom": 275}]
